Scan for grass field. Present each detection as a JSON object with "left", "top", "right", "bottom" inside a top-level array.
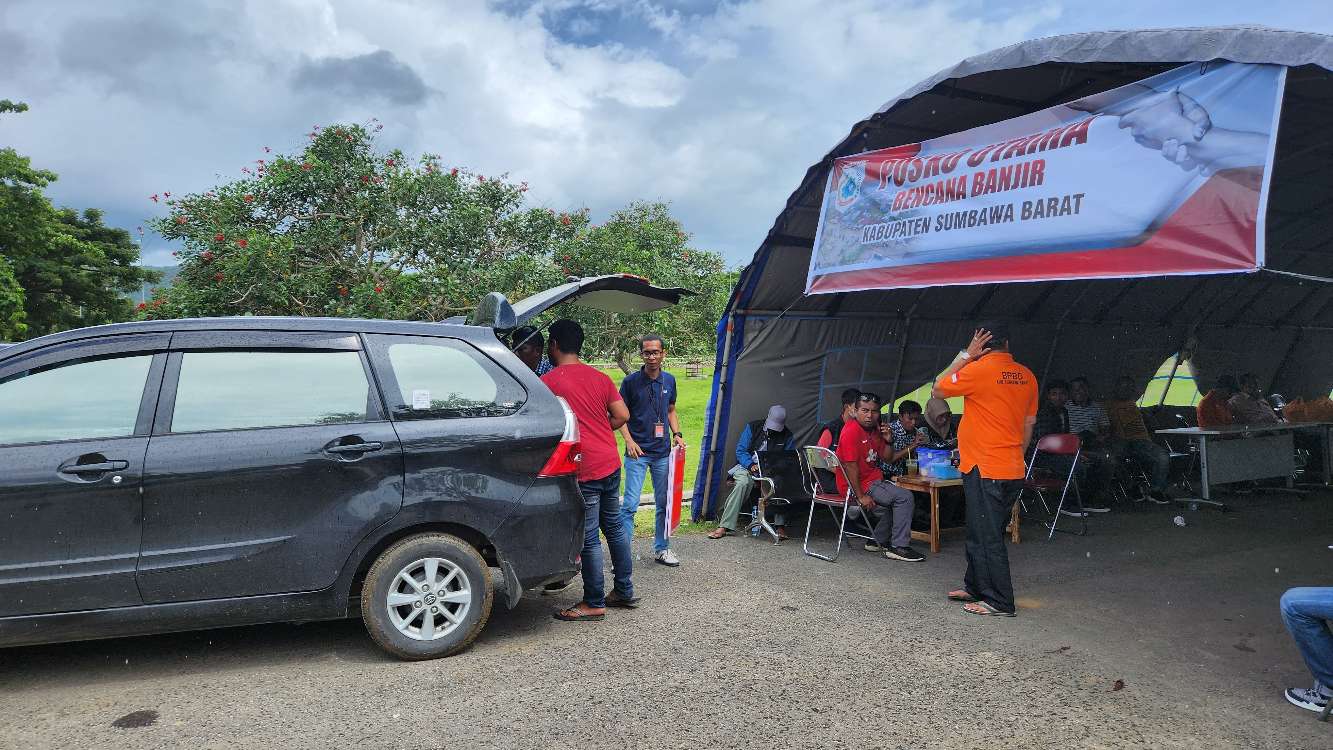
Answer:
[{"left": 597, "top": 367, "right": 712, "bottom": 497}]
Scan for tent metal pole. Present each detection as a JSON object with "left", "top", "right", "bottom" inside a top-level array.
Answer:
[
  {"left": 1039, "top": 325, "right": 1063, "bottom": 386},
  {"left": 699, "top": 313, "right": 736, "bottom": 517},
  {"left": 888, "top": 290, "right": 927, "bottom": 405},
  {"left": 1039, "top": 282, "right": 1095, "bottom": 384},
  {"left": 1158, "top": 351, "right": 1184, "bottom": 407},
  {"left": 889, "top": 318, "right": 911, "bottom": 406}
]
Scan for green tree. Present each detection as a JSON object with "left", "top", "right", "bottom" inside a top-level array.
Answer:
[
  {"left": 144, "top": 123, "right": 580, "bottom": 321},
  {"left": 0, "top": 102, "right": 158, "bottom": 339},
  {"left": 143, "top": 123, "right": 735, "bottom": 363},
  {"left": 551, "top": 201, "right": 735, "bottom": 369},
  {"left": 0, "top": 256, "right": 26, "bottom": 340}
]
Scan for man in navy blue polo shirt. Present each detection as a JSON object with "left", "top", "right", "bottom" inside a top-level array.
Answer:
[{"left": 618, "top": 334, "right": 685, "bottom": 567}]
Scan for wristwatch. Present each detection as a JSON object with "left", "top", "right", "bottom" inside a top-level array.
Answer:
[{"left": 672, "top": 431, "right": 684, "bottom": 438}]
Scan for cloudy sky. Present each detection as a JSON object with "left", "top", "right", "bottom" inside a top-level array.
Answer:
[{"left": 3, "top": 0, "right": 1331, "bottom": 267}]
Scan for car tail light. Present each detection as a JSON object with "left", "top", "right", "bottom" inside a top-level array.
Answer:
[{"left": 538, "top": 397, "right": 581, "bottom": 477}]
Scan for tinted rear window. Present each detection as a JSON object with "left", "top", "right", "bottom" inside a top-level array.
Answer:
[
  {"left": 369, "top": 336, "right": 525, "bottom": 419},
  {"left": 172, "top": 350, "right": 374, "bottom": 432},
  {"left": 0, "top": 355, "right": 152, "bottom": 445}
]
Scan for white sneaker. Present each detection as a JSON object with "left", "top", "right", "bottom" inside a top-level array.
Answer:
[
  {"left": 655, "top": 549, "right": 680, "bottom": 567},
  {"left": 1284, "top": 685, "right": 1331, "bottom": 713}
]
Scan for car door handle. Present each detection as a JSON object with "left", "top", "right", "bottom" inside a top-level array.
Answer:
[
  {"left": 59, "top": 460, "right": 129, "bottom": 474},
  {"left": 326, "top": 442, "right": 383, "bottom": 455}
]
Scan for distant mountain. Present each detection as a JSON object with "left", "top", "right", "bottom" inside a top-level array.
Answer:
[{"left": 133, "top": 265, "right": 180, "bottom": 303}]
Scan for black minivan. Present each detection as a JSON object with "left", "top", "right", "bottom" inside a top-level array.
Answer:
[{"left": 0, "top": 276, "right": 690, "bottom": 659}]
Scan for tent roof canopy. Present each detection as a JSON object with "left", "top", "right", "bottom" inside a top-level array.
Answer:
[
  {"left": 738, "top": 26, "right": 1333, "bottom": 337},
  {"left": 696, "top": 26, "right": 1333, "bottom": 511}
]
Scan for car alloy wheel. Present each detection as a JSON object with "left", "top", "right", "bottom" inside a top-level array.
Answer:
[{"left": 386, "top": 557, "right": 472, "bottom": 641}]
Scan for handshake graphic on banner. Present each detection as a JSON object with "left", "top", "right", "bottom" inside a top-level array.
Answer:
[{"left": 1077, "top": 84, "right": 1269, "bottom": 178}]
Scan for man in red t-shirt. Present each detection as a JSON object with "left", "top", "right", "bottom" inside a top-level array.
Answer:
[
  {"left": 541, "top": 319, "right": 636, "bottom": 621},
  {"left": 835, "top": 393, "right": 923, "bottom": 562}
]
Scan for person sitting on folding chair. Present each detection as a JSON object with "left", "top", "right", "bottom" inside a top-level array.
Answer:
[
  {"left": 834, "top": 393, "right": 924, "bottom": 563},
  {"left": 815, "top": 388, "right": 862, "bottom": 493},
  {"left": 1064, "top": 376, "right": 1114, "bottom": 512},
  {"left": 1033, "top": 379, "right": 1102, "bottom": 518},
  {"left": 922, "top": 397, "right": 958, "bottom": 449},
  {"left": 1105, "top": 376, "right": 1172, "bottom": 505},
  {"left": 708, "top": 405, "right": 796, "bottom": 540},
  {"left": 881, "top": 400, "right": 928, "bottom": 477}
]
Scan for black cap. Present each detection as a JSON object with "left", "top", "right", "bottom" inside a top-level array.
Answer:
[{"left": 977, "top": 320, "right": 1011, "bottom": 347}]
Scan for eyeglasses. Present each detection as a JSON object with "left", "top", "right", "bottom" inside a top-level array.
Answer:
[{"left": 641, "top": 350, "right": 663, "bottom": 357}]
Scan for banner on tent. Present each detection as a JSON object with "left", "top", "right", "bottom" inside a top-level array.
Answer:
[{"left": 806, "top": 61, "right": 1286, "bottom": 293}]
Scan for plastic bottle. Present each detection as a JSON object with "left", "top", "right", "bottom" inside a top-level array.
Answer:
[{"left": 750, "top": 504, "right": 761, "bottom": 536}]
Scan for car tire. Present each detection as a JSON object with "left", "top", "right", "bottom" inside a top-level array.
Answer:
[{"left": 360, "top": 533, "right": 493, "bottom": 660}]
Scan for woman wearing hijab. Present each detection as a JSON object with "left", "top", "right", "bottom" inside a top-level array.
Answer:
[{"left": 923, "top": 397, "right": 958, "bottom": 448}]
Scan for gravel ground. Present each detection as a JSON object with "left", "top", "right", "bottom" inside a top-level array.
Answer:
[{"left": 1, "top": 489, "right": 1330, "bottom": 749}]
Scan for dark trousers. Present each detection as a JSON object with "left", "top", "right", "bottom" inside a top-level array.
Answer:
[{"left": 962, "top": 466, "right": 1022, "bottom": 614}]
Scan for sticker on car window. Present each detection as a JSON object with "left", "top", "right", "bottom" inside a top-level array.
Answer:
[{"left": 411, "top": 389, "right": 431, "bottom": 410}]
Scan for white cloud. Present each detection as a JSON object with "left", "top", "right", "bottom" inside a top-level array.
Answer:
[{"left": 5, "top": 0, "right": 1067, "bottom": 267}]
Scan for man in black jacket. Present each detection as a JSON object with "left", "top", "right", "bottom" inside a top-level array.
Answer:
[{"left": 708, "top": 405, "right": 796, "bottom": 538}]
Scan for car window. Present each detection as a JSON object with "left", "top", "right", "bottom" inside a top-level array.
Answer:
[
  {"left": 172, "top": 350, "right": 373, "bottom": 432},
  {"left": 0, "top": 355, "right": 152, "bottom": 445},
  {"left": 382, "top": 339, "right": 525, "bottom": 419}
]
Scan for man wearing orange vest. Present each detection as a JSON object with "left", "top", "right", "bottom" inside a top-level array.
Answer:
[{"left": 933, "top": 323, "right": 1038, "bottom": 617}]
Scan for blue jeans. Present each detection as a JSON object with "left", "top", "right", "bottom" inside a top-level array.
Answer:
[
  {"left": 579, "top": 470, "right": 634, "bottom": 609},
  {"left": 621, "top": 454, "right": 671, "bottom": 553},
  {"left": 1280, "top": 587, "right": 1333, "bottom": 692}
]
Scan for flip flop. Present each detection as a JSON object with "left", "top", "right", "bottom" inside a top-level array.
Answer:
[
  {"left": 553, "top": 605, "right": 605, "bottom": 621},
  {"left": 947, "top": 589, "right": 979, "bottom": 602},
  {"left": 964, "top": 600, "right": 1016, "bottom": 617},
  {"left": 706, "top": 527, "right": 734, "bottom": 539}
]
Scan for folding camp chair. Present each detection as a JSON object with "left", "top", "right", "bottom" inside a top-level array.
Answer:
[
  {"left": 747, "top": 450, "right": 807, "bottom": 543},
  {"left": 1018, "top": 433, "right": 1087, "bottom": 540},
  {"left": 799, "top": 445, "right": 875, "bottom": 562}
]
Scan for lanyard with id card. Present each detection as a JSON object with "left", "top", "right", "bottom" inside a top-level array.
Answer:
[{"left": 646, "top": 375, "right": 667, "bottom": 440}]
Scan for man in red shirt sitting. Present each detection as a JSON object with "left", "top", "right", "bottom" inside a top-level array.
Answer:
[
  {"left": 541, "top": 319, "right": 637, "bottom": 621},
  {"left": 835, "top": 393, "right": 924, "bottom": 563}
]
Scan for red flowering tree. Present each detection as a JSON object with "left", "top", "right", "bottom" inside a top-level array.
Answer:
[
  {"left": 140, "top": 123, "right": 734, "bottom": 363},
  {"left": 143, "top": 123, "right": 578, "bottom": 320}
]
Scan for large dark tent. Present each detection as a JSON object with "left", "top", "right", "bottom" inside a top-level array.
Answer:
[{"left": 693, "top": 26, "right": 1333, "bottom": 516}]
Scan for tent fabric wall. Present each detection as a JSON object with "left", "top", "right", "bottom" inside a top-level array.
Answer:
[{"left": 694, "top": 26, "right": 1333, "bottom": 516}]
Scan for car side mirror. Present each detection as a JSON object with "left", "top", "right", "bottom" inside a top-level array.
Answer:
[{"left": 468, "top": 292, "right": 517, "bottom": 329}]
